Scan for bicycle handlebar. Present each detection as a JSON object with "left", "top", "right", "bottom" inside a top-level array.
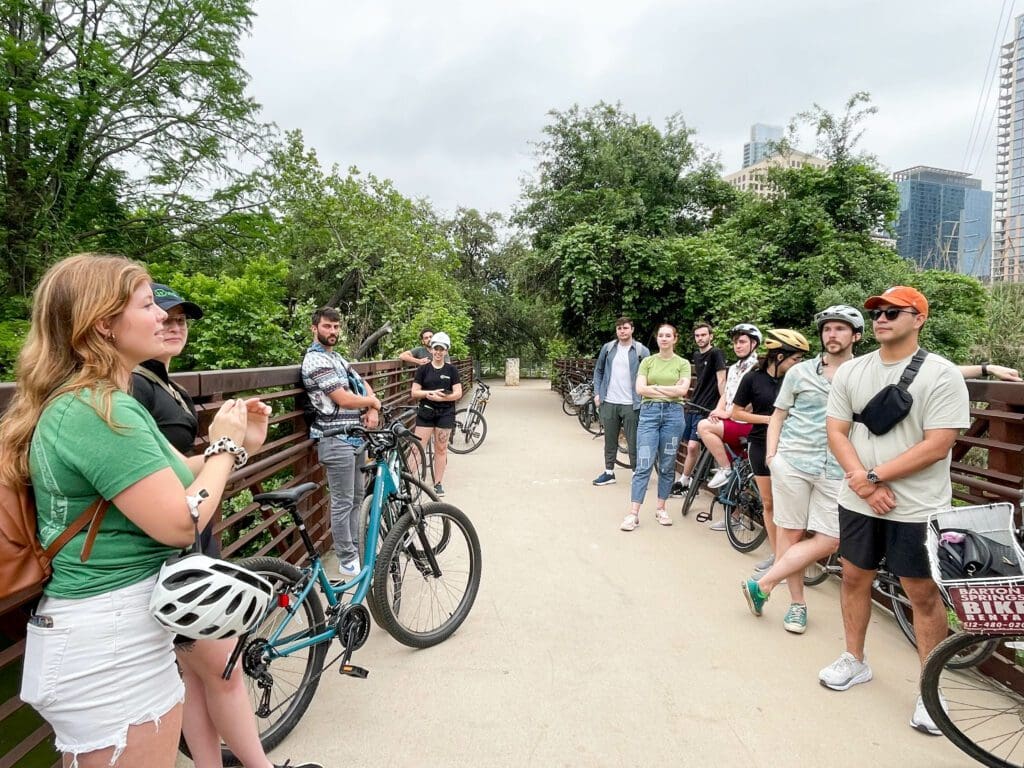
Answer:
[{"left": 682, "top": 401, "right": 712, "bottom": 414}]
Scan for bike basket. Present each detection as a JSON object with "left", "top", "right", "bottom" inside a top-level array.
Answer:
[
  {"left": 569, "top": 383, "right": 592, "bottom": 406},
  {"left": 926, "top": 503, "right": 1024, "bottom": 633}
]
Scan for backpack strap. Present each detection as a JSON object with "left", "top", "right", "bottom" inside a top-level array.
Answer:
[
  {"left": 133, "top": 365, "right": 193, "bottom": 417},
  {"left": 897, "top": 348, "right": 929, "bottom": 390},
  {"left": 42, "top": 498, "right": 111, "bottom": 565}
]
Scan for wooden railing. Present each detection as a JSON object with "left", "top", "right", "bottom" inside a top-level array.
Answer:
[{"left": 0, "top": 358, "right": 473, "bottom": 768}]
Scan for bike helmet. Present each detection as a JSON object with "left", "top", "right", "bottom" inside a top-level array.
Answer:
[
  {"left": 149, "top": 553, "right": 274, "bottom": 640},
  {"left": 429, "top": 332, "right": 451, "bottom": 350},
  {"left": 764, "top": 328, "right": 811, "bottom": 353},
  {"left": 814, "top": 305, "right": 865, "bottom": 334},
  {"left": 727, "top": 323, "right": 762, "bottom": 345}
]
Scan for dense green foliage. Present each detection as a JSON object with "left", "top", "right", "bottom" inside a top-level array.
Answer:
[{"left": 0, "top": 6, "right": 1003, "bottom": 387}]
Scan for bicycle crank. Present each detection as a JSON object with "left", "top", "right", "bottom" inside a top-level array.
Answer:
[{"left": 335, "top": 604, "right": 371, "bottom": 678}]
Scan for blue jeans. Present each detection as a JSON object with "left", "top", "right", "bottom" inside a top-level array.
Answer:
[{"left": 630, "top": 401, "right": 683, "bottom": 504}]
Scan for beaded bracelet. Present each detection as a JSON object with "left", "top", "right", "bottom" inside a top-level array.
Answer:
[{"left": 203, "top": 436, "right": 248, "bottom": 470}]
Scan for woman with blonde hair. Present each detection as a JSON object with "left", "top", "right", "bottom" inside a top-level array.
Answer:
[{"left": 0, "top": 253, "right": 269, "bottom": 768}]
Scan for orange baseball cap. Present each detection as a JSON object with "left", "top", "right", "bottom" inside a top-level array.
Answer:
[{"left": 863, "top": 286, "right": 928, "bottom": 317}]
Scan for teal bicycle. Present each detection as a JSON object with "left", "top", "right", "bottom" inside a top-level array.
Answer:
[{"left": 219, "top": 421, "right": 482, "bottom": 763}]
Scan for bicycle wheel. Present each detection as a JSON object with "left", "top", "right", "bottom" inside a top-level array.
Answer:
[
  {"left": 680, "top": 449, "right": 713, "bottom": 517},
  {"left": 725, "top": 473, "right": 767, "bottom": 553},
  {"left": 561, "top": 392, "right": 579, "bottom": 416},
  {"left": 226, "top": 557, "right": 328, "bottom": 762},
  {"left": 371, "top": 502, "right": 482, "bottom": 648},
  {"left": 614, "top": 427, "right": 632, "bottom": 469},
  {"left": 399, "top": 437, "right": 427, "bottom": 483},
  {"left": 577, "top": 401, "right": 601, "bottom": 435},
  {"left": 448, "top": 408, "right": 487, "bottom": 454},
  {"left": 358, "top": 473, "right": 440, "bottom": 554},
  {"left": 921, "top": 633, "right": 1024, "bottom": 767},
  {"left": 802, "top": 552, "right": 835, "bottom": 587}
]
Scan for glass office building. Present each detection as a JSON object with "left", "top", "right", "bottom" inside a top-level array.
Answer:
[
  {"left": 994, "top": 14, "right": 1024, "bottom": 281},
  {"left": 742, "top": 123, "right": 784, "bottom": 168},
  {"left": 893, "top": 167, "right": 992, "bottom": 278}
]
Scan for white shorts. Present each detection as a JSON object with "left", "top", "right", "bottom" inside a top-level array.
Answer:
[
  {"left": 769, "top": 453, "right": 841, "bottom": 539},
  {"left": 21, "top": 575, "right": 184, "bottom": 762}
]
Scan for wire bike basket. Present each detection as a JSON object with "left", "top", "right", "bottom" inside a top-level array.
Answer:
[
  {"left": 569, "top": 382, "right": 593, "bottom": 406},
  {"left": 926, "top": 502, "right": 1024, "bottom": 634}
]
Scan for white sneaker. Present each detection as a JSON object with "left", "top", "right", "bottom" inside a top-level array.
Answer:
[
  {"left": 620, "top": 513, "right": 640, "bottom": 532},
  {"left": 818, "top": 651, "right": 872, "bottom": 691},
  {"left": 910, "top": 694, "right": 942, "bottom": 736},
  {"left": 707, "top": 467, "right": 732, "bottom": 489},
  {"left": 338, "top": 557, "right": 360, "bottom": 579},
  {"left": 709, "top": 519, "right": 727, "bottom": 531}
]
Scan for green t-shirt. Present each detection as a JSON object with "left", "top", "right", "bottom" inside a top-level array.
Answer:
[
  {"left": 29, "top": 390, "right": 193, "bottom": 598},
  {"left": 638, "top": 354, "right": 691, "bottom": 403}
]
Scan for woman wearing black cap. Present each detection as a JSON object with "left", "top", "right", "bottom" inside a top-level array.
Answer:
[{"left": 132, "top": 284, "right": 321, "bottom": 768}]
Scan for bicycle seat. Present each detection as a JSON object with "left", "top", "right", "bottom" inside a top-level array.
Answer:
[{"left": 253, "top": 482, "right": 319, "bottom": 507}]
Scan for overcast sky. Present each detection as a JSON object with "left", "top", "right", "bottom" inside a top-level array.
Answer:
[{"left": 240, "top": 0, "right": 1012, "bottom": 218}]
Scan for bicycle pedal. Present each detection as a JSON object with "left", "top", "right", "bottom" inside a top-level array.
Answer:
[
  {"left": 695, "top": 511, "right": 711, "bottom": 523},
  {"left": 339, "top": 663, "right": 369, "bottom": 679}
]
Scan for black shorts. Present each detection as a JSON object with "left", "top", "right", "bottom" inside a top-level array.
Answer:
[
  {"left": 416, "top": 406, "right": 455, "bottom": 430},
  {"left": 837, "top": 505, "right": 930, "bottom": 578},
  {"left": 748, "top": 441, "right": 770, "bottom": 477}
]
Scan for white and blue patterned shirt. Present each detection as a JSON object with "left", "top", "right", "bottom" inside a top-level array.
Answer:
[
  {"left": 774, "top": 356, "right": 843, "bottom": 479},
  {"left": 301, "top": 341, "right": 365, "bottom": 440}
]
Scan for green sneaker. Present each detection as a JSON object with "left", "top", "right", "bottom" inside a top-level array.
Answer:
[
  {"left": 741, "top": 579, "right": 768, "bottom": 617},
  {"left": 783, "top": 603, "right": 807, "bottom": 634}
]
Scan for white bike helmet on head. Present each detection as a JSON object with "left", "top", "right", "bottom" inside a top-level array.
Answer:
[
  {"left": 429, "top": 331, "right": 451, "bottom": 350},
  {"left": 814, "top": 305, "right": 865, "bottom": 334},
  {"left": 727, "top": 323, "right": 762, "bottom": 346},
  {"left": 149, "top": 553, "right": 274, "bottom": 640}
]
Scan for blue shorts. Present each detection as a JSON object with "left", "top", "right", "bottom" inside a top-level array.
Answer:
[{"left": 681, "top": 411, "right": 705, "bottom": 443}]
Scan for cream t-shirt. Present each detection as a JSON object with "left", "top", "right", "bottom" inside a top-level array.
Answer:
[{"left": 827, "top": 349, "right": 970, "bottom": 522}]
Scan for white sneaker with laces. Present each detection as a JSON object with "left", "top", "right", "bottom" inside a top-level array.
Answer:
[
  {"left": 910, "top": 694, "right": 942, "bottom": 735},
  {"left": 818, "top": 651, "right": 872, "bottom": 691},
  {"left": 338, "top": 557, "right": 360, "bottom": 579},
  {"left": 707, "top": 467, "right": 732, "bottom": 489}
]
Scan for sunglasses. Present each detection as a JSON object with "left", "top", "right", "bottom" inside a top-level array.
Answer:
[{"left": 869, "top": 308, "right": 917, "bottom": 321}]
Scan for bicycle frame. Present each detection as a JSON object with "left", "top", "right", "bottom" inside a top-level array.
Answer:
[{"left": 259, "top": 447, "right": 401, "bottom": 661}]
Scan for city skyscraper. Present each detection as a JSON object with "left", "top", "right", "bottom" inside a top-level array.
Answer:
[
  {"left": 893, "top": 166, "right": 992, "bottom": 278},
  {"left": 994, "top": 13, "right": 1024, "bottom": 281},
  {"left": 742, "top": 123, "right": 784, "bottom": 168}
]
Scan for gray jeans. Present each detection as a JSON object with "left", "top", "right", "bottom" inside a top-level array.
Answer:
[
  {"left": 600, "top": 401, "right": 639, "bottom": 470},
  {"left": 317, "top": 436, "right": 365, "bottom": 563}
]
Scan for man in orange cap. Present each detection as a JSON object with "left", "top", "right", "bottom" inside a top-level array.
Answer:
[{"left": 821, "top": 285, "right": 969, "bottom": 735}]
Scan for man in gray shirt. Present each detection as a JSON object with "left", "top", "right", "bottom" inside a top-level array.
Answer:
[{"left": 592, "top": 317, "right": 650, "bottom": 485}]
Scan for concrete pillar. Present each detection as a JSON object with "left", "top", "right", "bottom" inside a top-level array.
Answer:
[{"left": 505, "top": 358, "right": 520, "bottom": 386}]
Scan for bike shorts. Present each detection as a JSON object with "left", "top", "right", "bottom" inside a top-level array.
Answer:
[
  {"left": 838, "top": 505, "right": 930, "bottom": 578},
  {"left": 721, "top": 418, "right": 752, "bottom": 453},
  {"left": 416, "top": 405, "right": 455, "bottom": 430},
  {"left": 748, "top": 441, "right": 770, "bottom": 477}
]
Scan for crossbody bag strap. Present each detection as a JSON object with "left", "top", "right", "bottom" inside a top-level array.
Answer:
[
  {"left": 42, "top": 499, "right": 112, "bottom": 565},
  {"left": 134, "top": 365, "right": 192, "bottom": 417},
  {"left": 897, "top": 348, "right": 929, "bottom": 390}
]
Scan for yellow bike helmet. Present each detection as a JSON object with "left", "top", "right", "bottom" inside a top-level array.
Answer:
[{"left": 764, "top": 328, "right": 811, "bottom": 354}]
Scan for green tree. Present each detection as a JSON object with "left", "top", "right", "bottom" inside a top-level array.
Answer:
[{"left": 0, "top": 0, "right": 267, "bottom": 296}]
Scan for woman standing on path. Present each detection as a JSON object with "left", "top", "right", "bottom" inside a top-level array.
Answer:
[
  {"left": 621, "top": 324, "right": 690, "bottom": 531},
  {"left": 0, "top": 253, "right": 263, "bottom": 768},
  {"left": 411, "top": 331, "right": 462, "bottom": 497},
  {"left": 132, "top": 284, "right": 321, "bottom": 768}
]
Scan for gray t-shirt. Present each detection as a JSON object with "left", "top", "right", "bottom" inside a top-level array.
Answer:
[
  {"left": 409, "top": 345, "right": 451, "bottom": 363},
  {"left": 827, "top": 349, "right": 970, "bottom": 523},
  {"left": 604, "top": 342, "right": 635, "bottom": 405}
]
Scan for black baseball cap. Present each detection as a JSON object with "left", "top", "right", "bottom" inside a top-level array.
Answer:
[{"left": 152, "top": 283, "right": 203, "bottom": 319}]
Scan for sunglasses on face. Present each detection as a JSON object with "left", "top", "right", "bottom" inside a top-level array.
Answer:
[{"left": 869, "top": 308, "right": 917, "bottom": 322}]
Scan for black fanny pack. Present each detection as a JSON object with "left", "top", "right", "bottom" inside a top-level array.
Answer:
[{"left": 851, "top": 349, "right": 928, "bottom": 436}]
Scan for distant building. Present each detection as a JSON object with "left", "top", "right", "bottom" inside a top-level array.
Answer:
[
  {"left": 743, "top": 123, "right": 784, "bottom": 168},
  {"left": 723, "top": 150, "right": 828, "bottom": 197},
  {"left": 994, "top": 14, "right": 1024, "bottom": 281},
  {"left": 893, "top": 166, "right": 992, "bottom": 278}
]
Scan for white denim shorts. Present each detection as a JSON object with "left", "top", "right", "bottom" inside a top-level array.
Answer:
[
  {"left": 769, "top": 453, "right": 841, "bottom": 539},
  {"left": 20, "top": 574, "right": 184, "bottom": 764}
]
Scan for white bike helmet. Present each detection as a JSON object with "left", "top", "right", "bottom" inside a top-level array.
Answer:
[
  {"left": 814, "top": 304, "right": 865, "bottom": 333},
  {"left": 429, "top": 331, "right": 451, "bottom": 349},
  {"left": 149, "top": 553, "right": 274, "bottom": 640},
  {"left": 727, "top": 323, "right": 762, "bottom": 345}
]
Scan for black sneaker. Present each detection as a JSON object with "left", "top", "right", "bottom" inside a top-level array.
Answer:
[
  {"left": 275, "top": 762, "right": 324, "bottom": 768},
  {"left": 670, "top": 480, "right": 688, "bottom": 497},
  {"left": 593, "top": 471, "right": 616, "bottom": 486},
  {"left": 434, "top": 483, "right": 445, "bottom": 497}
]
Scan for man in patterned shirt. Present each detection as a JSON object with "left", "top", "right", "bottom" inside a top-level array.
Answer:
[{"left": 302, "top": 307, "right": 381, "bottom": 579}]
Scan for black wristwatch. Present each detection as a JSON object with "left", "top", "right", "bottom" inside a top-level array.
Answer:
[{"left": 866, "top": 469, "right": 880, "bottom": 484}]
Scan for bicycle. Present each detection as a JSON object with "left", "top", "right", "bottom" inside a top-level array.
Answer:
[
  {"left": 701, "top": 439, "right": 765, "bottom": 553},
  {"left": 561, "top": 377, "right": 588, "bottom": 416},
  {"left": 918, "top": 502, "right": 1024, "bottom": 767},
  {"left": 219, "top": 421, "right": 482, "bottom": 763},
  {"left": 449, "top": 387, "right": 489, "bottom": 454},
  {"left": 679, "top": 403, "right": 715, "bottom": 518}
]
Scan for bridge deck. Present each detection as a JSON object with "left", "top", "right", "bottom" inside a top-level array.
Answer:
[{"left": 245, "top": 379, "right": 967, "bottom": 768}]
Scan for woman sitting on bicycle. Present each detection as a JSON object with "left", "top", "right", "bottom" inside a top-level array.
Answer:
[
  {"left": 0, "top": 254, "right": 269, "bottom": 768},
  {"left": 730, "top": 329, "right": 809, "bottom": 573},
  {"left": 621, "top": 324, "right": 690, "bottom": 531},
  {"left": 411, "top": 331, "right": 462, "bottom": 497}
]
